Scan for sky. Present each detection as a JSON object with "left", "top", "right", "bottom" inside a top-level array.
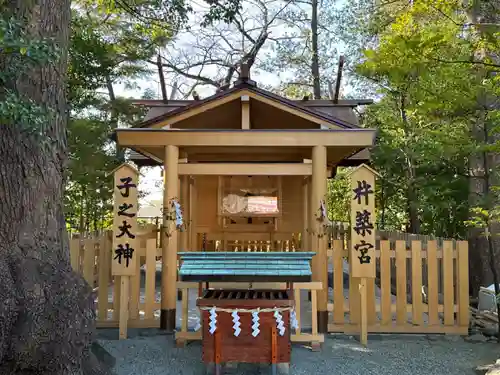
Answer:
[{"left": 113, "top": 0, "right": 353, "bottom": 212}]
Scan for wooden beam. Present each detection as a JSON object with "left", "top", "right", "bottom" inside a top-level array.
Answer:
[
  {"left": 302, "top": 177, "right": 309, "bottom": 251},
  {"left": 178, "top": 163, "right": 312, "bottom": 176},
  {"left": 161, "top": 145, "right": 179, "bottom": 332},
  {"left": 116, "top": 129, "right": 375, "bottom": 148},
  {"left": 311, "top": 145, "right": 328, "bottom": 333},
  {"left": 245, "top": 91, "right": 340, "bottom": 129},
  {"left": 150, "top": 91, "right": 243, "bottom": 128},
  {"left": 241, "top": 95, "right": 250, "bottom": 129}
]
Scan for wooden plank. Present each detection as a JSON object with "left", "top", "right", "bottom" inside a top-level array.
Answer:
[
  {"left": 113, "top": 276, "right": 121, "bottom": 321},
  {"left": 457, "top": 241, "right": 469, "bottom": 328},
  {"left": 207, "top": 232, "right": 271, "bottom": 242},
  {"left": 241, "top": 96, "right": 250, "bottom": 129},
  {"left": 366, "top": 278, "right": 376, "bottom": 325},
  {"left": 98, "top": 235, "right": 111, "bottom": 321},
  {"left": 302, "top": 179, "right": 309, "bottom": 251},
  {"left": 293, "top": 281, "right": 322, "bottom": 290},
  {"left": 294, "top": 288, "right": 302, "bottom": 335},
  {"left": 291, "top": 334, "right": 325, "bottom": 343},
  {"left": 119, "top": 276, "right": 130, "bottom": 339},
  {"left": 311, "top": 290, "right": 318, "bottom": 336},
  {"left": 327, "top": 324, "right": 468, "bottom": 335},
  {"left": 380, "top": 240, "right": 392, "bottom": 325},
  {"left": 349, "top": 277, "right": 360, "bottom": 324},
  {"left": 333, "top": 240, "right": 344, "bottom": 324},
  {"left": 179, "top": 163, "right": 313, "bottom": 176},
  {"left": 98, "top": 319, "right": 161, "bottom": 329},
  {"left": 129, "top": 255, "right": 141, "bottom": 320},
  {"left": 349, "top": 164, "right": 377, "bottom": 279},
  {"left": 395, "top": 240, "right": 407, "bottom": 325},
  {"left": 190, "top": 178, "right": 197, "bottom": 251},
  {"left": 427, "top": 241, "right": 439, "bottom": 325},
  {"left": 70, "top": 239, "right": 81, "bottom": 273},
  {"left": 116, "top": 128, "right": 376, "bottom": 148},
  {"left": 360, "top": 278, "right": 368, "bottom": 346},
  {"left": 207, "top": 282, "right": 287, "bottom": 290},
  {"left": 144, "top": 239, "right": 156, "bottom": 320},
  {"left": 83, "top": 239, "right": 96, "bottom": 286},
  {"left": 177, "top": 281, "right": 205, "bottom": 289},
  {"left": 175, "top": 331, "right": 202, "bottom": 341},
  {"left": 111, "top": 164, "right": 139, "bottom": 276},
  {"left": 181, "top": 175, "right": 190, "bottom": 252},
  {"left": 411, "top": 241, "right": 423, "bottom": 325},
  {"left": 181, "top": 288, "right": 189, "bottom": 332},
  {"left": 443, "top": 241, "right": 454, "bottom": 325}
]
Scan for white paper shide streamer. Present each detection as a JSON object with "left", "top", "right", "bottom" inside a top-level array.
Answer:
[
  {"left": 209, "top": 307, "right": 217, "bottom": 335},
  {"left": 231, "top": 310, "right": 241, "bottom": 337},
  {"left": 193, "top": 315, "right": 201, "bottom": 332},
  {"left": 172, "top": 199, "right": 184, "bottom": 229},
  {"left": 251, "top": 311, "right": 260, "bottom": 337},
  {"left": 274, "top": 310, "right": 286, "bottom": 336},
  {"left": 290, "top": 309, "right": 299, "bottom": 331}
]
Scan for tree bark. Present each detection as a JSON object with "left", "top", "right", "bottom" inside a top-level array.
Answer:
[
  {"left": 106, "top": 75, "right": 124, "bottom": 162},
  {"left": 311, "top": 0, "right": 321, "bottom": 99},
  {"left": 466, "top": 0, "right": 500, "bottom": 296},
  {"left": 0, "top": 1, "right": 109, "bottom": 374}
]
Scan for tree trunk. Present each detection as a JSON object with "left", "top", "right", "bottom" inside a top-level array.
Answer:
[
  {"left": 311, "top": 0, "right": 321, "bottom": 99},
  {"left": 106, "top": 75, "right": 124, "bottom": 162},
  {"left": 399, "top": 93, "right": 420, "bottom": 233},
  {"left": 466, "top": 0, "right": 500, "bottom": 297},
  {"left": 0, "top": 1, "right": 109, "bottom": 374},
  {"left": 157, "top": 53, "right": 168, "bottom": 102}
]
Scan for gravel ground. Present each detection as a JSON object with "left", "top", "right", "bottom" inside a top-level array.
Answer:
[{"left": 98, "top": 331, "right": 499, "bottom": 375}]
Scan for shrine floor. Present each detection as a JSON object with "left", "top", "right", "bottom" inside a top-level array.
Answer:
[{"left": 98, "top": 330, "right": 498, "bottom": 375}]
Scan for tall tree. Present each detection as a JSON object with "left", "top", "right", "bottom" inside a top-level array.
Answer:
[{"left": 0, "top": 1, "right": 109, "bottom": 374}]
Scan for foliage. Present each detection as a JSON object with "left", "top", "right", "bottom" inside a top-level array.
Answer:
[
  {"left": 65, "top": 117, "right": 119, "bottom": 233},
  {"left": 340, "top": 0, "right": 500, "bottom": 238},
  {"left": 327, "top": 168, "right": 350, "bottom": 222},
  {"left": 0, "top": 17, "right": 59, "bottom": 132}
]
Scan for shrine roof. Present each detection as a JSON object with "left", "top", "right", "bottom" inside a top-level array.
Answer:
[
  {"left": 178, "top": 252, "right": 315, "bottom": 282},
  {"left": 136, "top": 81, "right": 360, "bottom": 130}
]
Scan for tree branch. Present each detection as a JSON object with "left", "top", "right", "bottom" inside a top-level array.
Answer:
[{"left": 431, "top": 57, "right": 500, "bottom": 69}]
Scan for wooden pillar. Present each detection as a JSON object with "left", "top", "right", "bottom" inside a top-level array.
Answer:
[
  {"left": 311, "top": 145, "right": 328, "bottom": 334},
  {"left": 190, "top": 177, "right": 197, "bottom": 251},
  {"left": 302, "top": 177, "right": 310, "bottom": 251},
  {"left": 181, "top": 175, "right": 189, "bottom": 251},
  {"left": 161, "top": 145, "right": 179, "bottom": 332},
  {"left": 180, "top": 152, "right": 189, "bottom": 252}
]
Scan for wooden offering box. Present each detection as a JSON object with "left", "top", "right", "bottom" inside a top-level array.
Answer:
[{"left": 198, "top": 289, "right": 292, "bottom": 366}]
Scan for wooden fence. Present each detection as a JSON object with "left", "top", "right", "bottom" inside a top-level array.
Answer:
[{"left": 70, "top": 229, "right": 469, "bottom": 339}]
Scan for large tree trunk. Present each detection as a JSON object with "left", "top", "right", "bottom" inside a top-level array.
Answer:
[{"left": 0, "top": 1, "right": 109, "bottom": 374}]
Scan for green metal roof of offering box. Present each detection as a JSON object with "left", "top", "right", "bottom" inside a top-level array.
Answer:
[{"left": 178, "top": 252, "right": 316, "bottom": 282}]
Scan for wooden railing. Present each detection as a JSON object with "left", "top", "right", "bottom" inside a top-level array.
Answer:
[
  {"left": 70, "top": 230, "right": 469, "bottom": 337},
  {"left": 327, "top": 239, "right": 469, "bottom": 334}
]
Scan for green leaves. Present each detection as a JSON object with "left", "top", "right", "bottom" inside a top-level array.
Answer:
[{"left": 0, "top": 17, "right": 60, "bottom": 133}]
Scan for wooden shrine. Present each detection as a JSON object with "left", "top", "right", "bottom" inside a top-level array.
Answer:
[
  {"left": 111, "top": 65, "right": 378, "bottom": 341},
  {"left": 179, "top": 252, "right": 315, "bottom": 375}
]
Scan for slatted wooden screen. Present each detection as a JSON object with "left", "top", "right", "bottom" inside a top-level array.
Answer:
[
  {"left": 327, "top": 240, "right": 469, "bottom": 334},
  {"left": 71, "top": 232, "right": 468, "bottom": 335}
]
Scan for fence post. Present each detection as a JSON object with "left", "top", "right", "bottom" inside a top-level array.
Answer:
[{"left": 457, "top": 241, "right": 469, "bottom": 330}]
